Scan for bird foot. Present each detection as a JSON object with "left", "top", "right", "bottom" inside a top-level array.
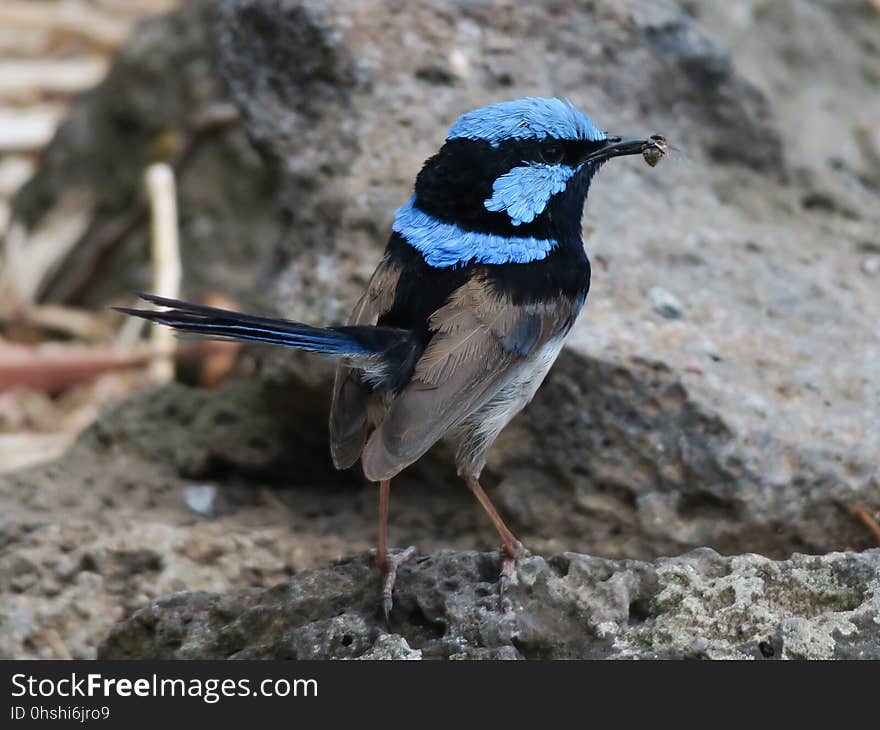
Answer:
[
  {"left": 378, "top": 545, "right": 416, "bottom": 625},
  {"left": 498, "top": 541, "right": 531, "bottom": 608}
]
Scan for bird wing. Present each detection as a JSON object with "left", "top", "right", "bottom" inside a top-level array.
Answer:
[
  {"left": 329, "top": 256, "right": 402, "bottom": 469},
  {"left": 361, "top": 276, "right": 569, "bottom": 481}
]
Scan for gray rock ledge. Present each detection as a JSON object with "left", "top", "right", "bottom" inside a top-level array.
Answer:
[{"left": 99, "top": 548, "right": 880, "bottom": 660}]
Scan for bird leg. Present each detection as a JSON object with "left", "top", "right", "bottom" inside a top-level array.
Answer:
[
  {"left": 376, "top": 479, "right": 415, "bottom": 623},
  {"left": 462, "top": 475, "right": 530, "bottom": 601}
]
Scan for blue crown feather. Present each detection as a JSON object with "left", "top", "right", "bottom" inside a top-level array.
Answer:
[
  {"left": 484, "top": 162, "right": 580, "bottom": 226},
  {"left": 392, "top": 197, "right": 557, "bottom": 268},
  {"left": 447, "top": 97, "right": 604, "bottom": 147}
]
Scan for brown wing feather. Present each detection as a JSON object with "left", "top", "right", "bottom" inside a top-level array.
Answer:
[
  {"left": 360, "top": 277, "right": 570, "bottom": 481},
  {"left": 329, "top": 257, "right": 401, "bottom": 469}
]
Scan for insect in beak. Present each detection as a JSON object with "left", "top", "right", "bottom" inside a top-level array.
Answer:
[
  {"left": 583, "top": 134, "right": 668, "bottom": 166},
  {"left": 642, "top": 134, "right": 668, "bottom": 167}
]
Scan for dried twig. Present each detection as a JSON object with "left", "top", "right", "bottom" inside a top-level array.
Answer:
[
  {"left": 16, "top": 304, "right": 113, "bottom": 342},
  {"left": 0, "top": 188, "right": 96, "bottom": 316},
  {"left": 0, "top": 433, "right": 77, "bottom": 476},
  {"left": 0, "top": 156, "right": 36, "bottom": 198},
  {"left": 0, "top": 341, "right": 150, "bottom": 392},
  {"left": 0, "top": 58, "right": 108, "bottom": 97},
  {"left": 144, "top": 163, "right": 181, "bottom": 383},
  {"left": 0, "top": 105, "right": 65, "bottom": 152},
  {"left": 0, "top": 2, "right": 132, "bottom": 49},
  {"left": 92, "top": 0, "right": 179, "bottom": 18},
  {"left": 0, "top": 338, "right": 224, "bottom": 395},
  {"left": 851, "top": 506, "right": 880, "bottom": 546}
]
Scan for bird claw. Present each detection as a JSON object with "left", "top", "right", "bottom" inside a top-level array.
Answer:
[
  {"left": 498, "top": 541, "right": 530, "bottom": 609},
  {"left": 380, "top": 545, "right": 416, "bottom": 625}
]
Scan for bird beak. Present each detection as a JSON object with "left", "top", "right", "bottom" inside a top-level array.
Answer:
[{"left": 582, "top": 135, "right": 656, "bottom": 164}]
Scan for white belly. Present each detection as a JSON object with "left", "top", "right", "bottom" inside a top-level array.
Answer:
[{"left": 455, "top": 336, "right": 568, "bottom": 475}]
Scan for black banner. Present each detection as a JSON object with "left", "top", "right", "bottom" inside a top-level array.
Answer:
[{"left": 0, "top": 660, "right": 873, "bottom": 725}]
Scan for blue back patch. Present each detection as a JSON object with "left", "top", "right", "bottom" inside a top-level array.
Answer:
[
  {"left": 484, "top": 162, "right": 580, "bottom": 226},
  {"left": 447, "top": 97, "right": 604, "bottom": 147},
  {"left": 392, "top": 197, "right": 557, "bottom": 268}
]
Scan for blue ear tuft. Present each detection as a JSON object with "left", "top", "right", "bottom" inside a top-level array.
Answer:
[
  {"left": 447, "top": 97, "right": 604, "bottom": 146},
  {"left": 484, "top": 163, "right": 580, "bottom": 225}
]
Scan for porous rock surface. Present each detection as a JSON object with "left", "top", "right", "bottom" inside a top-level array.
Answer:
[
  {"left": 2, "top": 0, "right": 879, "bottom": 659},
  {"left": 99, "top": 548, "right": 880, "bottom": 660}
]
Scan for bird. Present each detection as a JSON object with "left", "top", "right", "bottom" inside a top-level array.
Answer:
[{"left": 118, "top": 97, "right": 666, "bottom": 620}]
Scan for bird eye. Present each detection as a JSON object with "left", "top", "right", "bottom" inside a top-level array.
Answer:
[{"left": 540, "top": 143, "right": 564, "bottom": 164}]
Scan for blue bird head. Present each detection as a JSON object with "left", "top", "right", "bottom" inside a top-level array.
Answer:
[{"left": 393, "top": 97, "right": 656, "bottom": 268}]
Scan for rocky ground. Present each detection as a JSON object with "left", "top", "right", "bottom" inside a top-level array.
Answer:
[
  {"left": 100, "top": 549, "right": 880, "bottom": 660},
  {"left": 1, "top": 0, "right": 878, "bottom": 659}
]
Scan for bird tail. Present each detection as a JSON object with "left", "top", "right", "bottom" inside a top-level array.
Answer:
[{"left": 115, "top": 293, "right": 410, "bottom": 365}]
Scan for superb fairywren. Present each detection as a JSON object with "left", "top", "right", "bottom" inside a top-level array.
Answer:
[{"left": 120, "top": 97, "right": 666, "bottom": 618}]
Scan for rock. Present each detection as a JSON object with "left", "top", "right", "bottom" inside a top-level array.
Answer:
[
  {"left": 183, "top": 485, "right": 217, "bottom": 518},
  {"left": 637, "top": 6, "right": 782, "bottom": 171},
  {"left": 690, "top": 0, "right": 880, "bottom": 192},
  {"left": 862, "top": 256, "right": 879, "bottom": 276},
  {"left": 648, "top": 286, "right": 684, "bottom": 319},
  {"left": 11, "top": 349, "right": 871, "bottom": 565},
  {"left": 98, "top": 548, "right": 880, "bottom": 660},
  {"left": 2, "top": 0, "right": 880, "bottom": 659},
  {"left": 9, "top": 0, "right": 786, "bottom": 316},
  {"left": 354, "top": 634, "right": 421, "bottom": 661}
]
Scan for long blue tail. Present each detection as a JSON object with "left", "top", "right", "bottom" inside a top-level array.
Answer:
[{"left": 115, "top": 293, "right": 409, "bottom": 360}]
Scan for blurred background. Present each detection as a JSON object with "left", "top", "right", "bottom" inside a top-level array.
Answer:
[
  {"left": 0, "top": 0, "right": 878, "bottom": 658},
  {"left": 0, "top": 1, "right": 176, "bottom": 472}
]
